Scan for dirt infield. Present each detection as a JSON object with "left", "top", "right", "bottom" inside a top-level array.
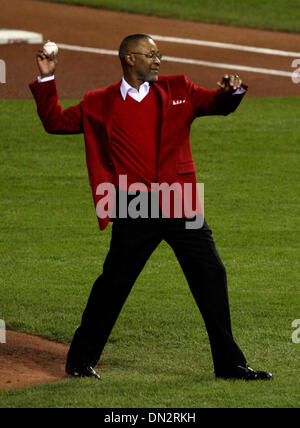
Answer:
[
  {"left": 0, "top": 0, "right": 300, "bottom": 391},
  {"left": 0, "top": 330, "right": 69, "bottom": 390}
]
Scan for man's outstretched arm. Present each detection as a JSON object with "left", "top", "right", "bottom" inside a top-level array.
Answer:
[
  {"left": 29, "top": 45, "right": 83, "bottom": 134},
  {"left": 186, "top": 74, "right": 248, "bottom": 118}
]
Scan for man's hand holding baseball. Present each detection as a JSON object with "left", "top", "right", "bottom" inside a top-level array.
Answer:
[{"left": 36, "top": 43, "right": 57, "bottom": 78}]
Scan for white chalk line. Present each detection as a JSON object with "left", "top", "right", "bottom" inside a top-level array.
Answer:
[
  {"left": 163, "top": 56, "right": 292, "bottom": 77},
  {"left": 57, "top": 43, "right": 294, "bottom": 78},
  {"left": 150, "top": 34, "right": 300, "bottom": 58}
]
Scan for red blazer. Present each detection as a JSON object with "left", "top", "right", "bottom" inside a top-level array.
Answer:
[{"left": 29, "top": 75, "right": 247, "bottom": 230}]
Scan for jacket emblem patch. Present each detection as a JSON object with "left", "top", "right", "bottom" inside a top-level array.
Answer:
[{"left": 172, "top": 99, "right": 187, "bottom": 105}]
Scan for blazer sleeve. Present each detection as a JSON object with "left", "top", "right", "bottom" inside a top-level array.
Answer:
[
  {"left": 184, "top": 75, "right": 248, "bottom": 118},
  {"left": 29, "top": 79, "right": 84, "bottom": 134}
]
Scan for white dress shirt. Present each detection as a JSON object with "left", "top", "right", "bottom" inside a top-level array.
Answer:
[
  {"left": 120, "top": 77, "right": 150, "bottom": 102},
  {"left": 38, "top": 75, "right": 56, "bottom": 83}
]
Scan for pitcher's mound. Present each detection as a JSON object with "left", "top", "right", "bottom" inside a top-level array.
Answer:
[{"left": 0, "top": 330, "right": 69, "bottom": 390}]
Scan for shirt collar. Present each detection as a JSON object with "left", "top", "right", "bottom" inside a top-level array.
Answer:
[{"left": 120, "top": 77, "right": 150, "bottom": 101}]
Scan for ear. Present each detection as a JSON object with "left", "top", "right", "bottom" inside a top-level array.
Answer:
[{"left": 124, "top": 53, "right": 135, "bottom": 67}]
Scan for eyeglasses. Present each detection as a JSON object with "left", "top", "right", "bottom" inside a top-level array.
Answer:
[{"left": 128, "top": 52, "right": 163, "bottom": 61}]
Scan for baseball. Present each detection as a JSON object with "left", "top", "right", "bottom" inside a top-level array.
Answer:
[{"left": 43, "top": 41, "right": 59, "bottom": 57}]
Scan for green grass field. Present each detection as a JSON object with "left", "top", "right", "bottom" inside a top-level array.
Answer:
[
  {"left": 39, "top": 0, "right": 300, "bottom": 33},
  {"left": 0, "top": 96, "right": 299, "bottom": 408}
]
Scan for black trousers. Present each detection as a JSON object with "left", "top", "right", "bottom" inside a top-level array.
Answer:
[{"left": 67, "top": 217, "right": 247, "bottom": 376}]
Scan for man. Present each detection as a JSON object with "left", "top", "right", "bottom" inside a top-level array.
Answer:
[{"left": 30, "top": 34, "right": 273, "bottom": 381}]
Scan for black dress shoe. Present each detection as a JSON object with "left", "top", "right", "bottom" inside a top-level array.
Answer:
[
  {"left": 66, "top": 362, "right": 102, "bottom": 381},
  {"left": 216, "top": 365, "right": 273, "bottom": 381}
]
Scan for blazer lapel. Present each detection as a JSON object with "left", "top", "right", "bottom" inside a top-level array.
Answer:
[
  {"left": 152, "top": 78, "right": 170, "bottom": 154},
  {"left": 102, "top": 81, "right": 121, "bottom": 139},
  {"left": 152, "top": 78, "right": 170, "bottom": 116}
]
